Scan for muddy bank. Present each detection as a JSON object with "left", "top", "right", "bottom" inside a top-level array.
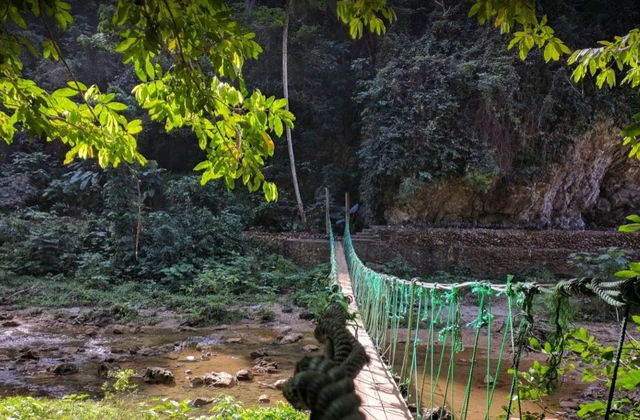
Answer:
[
  {"left": 0, "top": 304, "right": 317, "bottom": 408},
  {"left": 0, "top": 301, "right": 635, "bottom": 420}
]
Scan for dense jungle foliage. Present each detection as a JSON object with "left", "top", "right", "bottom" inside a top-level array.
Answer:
[
  {"left": 3, "top": 0, "right": 639, "bottom": 228},
  {"left": 0, "top": 150, "right": 333, "bottom": 325},
  {"left": 2, "top": 2, "right": 640, "bottom": 419}
]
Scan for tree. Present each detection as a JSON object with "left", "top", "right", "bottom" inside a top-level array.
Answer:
[
  {"left": 0, "top": 0, "right": 296, "bottom": 201},
  {"left": 282, "top": 0, "right": 307, "bottom": 227},
  {"left": 337, "top": 0, "right": 640, "bottom": 144}
]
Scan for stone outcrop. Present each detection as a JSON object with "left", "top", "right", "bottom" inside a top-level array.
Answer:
[{"left": 385, "top": 121, "right": 640, "bottom": 229}]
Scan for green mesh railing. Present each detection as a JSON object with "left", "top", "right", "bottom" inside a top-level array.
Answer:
[
  {"left": 342, "top": 220, "right": 519, "bottom": 418},
  {"left": 328, "top": 218, "right": 339, "bottom": 292},
  {"left": 337, "top": 218, "right": 639, "bottom": 419}
]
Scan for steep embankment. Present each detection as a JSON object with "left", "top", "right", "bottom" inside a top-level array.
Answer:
[
  {"left": 387, "top": 120, "right": 640, "bottom": 228},
  {"left": 355, "top": 0, "right": 640, "bottom": 229}
]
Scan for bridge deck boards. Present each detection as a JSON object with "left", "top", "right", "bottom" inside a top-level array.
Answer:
[{"left": 335, "top": 241, "right": 413, "bottom": 420}]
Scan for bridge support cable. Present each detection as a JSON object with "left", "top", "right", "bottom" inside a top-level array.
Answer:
[
  {"left": 340, "top": 218, "right": 640, "bottom": 419},
  {"left": 308, "top": 191, "right": 640, "bottom": 419}
]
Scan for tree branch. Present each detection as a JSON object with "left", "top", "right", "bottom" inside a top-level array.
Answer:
[{"left": 39, "top": 0, "right": 99, "bottom": 124}]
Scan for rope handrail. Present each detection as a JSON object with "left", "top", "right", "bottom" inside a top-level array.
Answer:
[{"left": 340, "top": 217, "right": 639, "bottom": 419}]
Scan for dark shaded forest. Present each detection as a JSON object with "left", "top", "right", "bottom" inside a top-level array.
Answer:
[
  {"left": 4, "top": 0, "right": 640, "bottom": 231},
  {"left": 2, "top": 1, "right": 640, "bottom": 419},
  {"left": 1, "top": 0, "right": 639, "bottom": 316}
]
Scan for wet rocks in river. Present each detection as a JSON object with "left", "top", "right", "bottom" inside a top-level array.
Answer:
[
  {"left": 249, "top": 349, "right": 268, "bottom": 359},
  {"left": 258, "top": 394, "right": 270, "bottom": 403},
  {"left": 110, "top": 325, "right": 127, "bottom": 335},
  {"left": 279, "top": 333, "right": 304, "bottom": 344},
  {"left": 142, "top": 367, "right": 175, "bottom": 384},
  {"left": 104, "top": 355, "right": 130, "bottom": 363},
  {"left": 98, "top": 362, "right": 120, "bottom": 378},
  {"left": 559, "top": 400, "right": 580, "bottom": 410},
  {"left": 195, "top": 342, "right": 212, "bottom": 352},
  {"left": 202, "top": 372, "right": 235, "bottom": 388},
  {"left": 188, "top": 376, "right": 204, "bottom": 387},
  {"left": 253, "top": 357, "right": 277, "bottom": 373},
  {"left": 298, "top": 311, "right": 314, "bottom": 320},
  {"left": 177, "top": 326, "right": 197, "bottom": 332},
  {"left": 274, "top": 325, "right": 292, "bottom": 338},
  {"left": 52, "top": 363, "right": 79, "bottom": 375},
  {"left": 225, "top": 337, "right": 242, "bottom": 344},
  {"left": 18, "top": 350, "right": 39, "bottom": 361},
  {"left": 235, "top": 369, "right": 253, "bottom": 381},
  {"left": 0, "top": 313, "right": 13, "bottom": 321},
  {"left": 421, "top": 406, "right": 451, "bottom": 420},
  {"left": 2, "top": 320, "right": 20, "bottom": 327},
  {"left": 83, "top": 327, "right": 98, "bottom": 337}
]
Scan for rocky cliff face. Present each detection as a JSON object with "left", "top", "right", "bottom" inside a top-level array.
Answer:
[{"left": 385, "top": 120, "right": 640, "bottom": 228}]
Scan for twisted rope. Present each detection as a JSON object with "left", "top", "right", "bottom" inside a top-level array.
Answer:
[
  {"left": 322, "top": 212, "right": 640, "bottom": 419},
  {"left": 284, "top": 217, "right": 369, "bottom": 420}
]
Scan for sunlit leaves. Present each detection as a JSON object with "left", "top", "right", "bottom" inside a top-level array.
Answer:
[
  {"left": 108, "top": 0, "right": 287, "bottom": 199},
  {"left": 470, "top": 0, "right": 571, "bottom": 62},
  {"left": 336, "top": 0, "right": 396, "bottom": 39},
  {"left": 616, "top": 111, "right": 640, "bottom": 160},
  {"left": 618, "top": 214, "right": 640, "bottom": 234},
  {"left": 569, "top": 30, "right": 640, "bottom": 89},
  {"left": 0, "top": 0, "right": 292, "bottom": 201}
]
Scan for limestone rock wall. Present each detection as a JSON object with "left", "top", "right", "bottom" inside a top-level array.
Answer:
[{"left": 385, "top": 121, "right": 640, "bottom": 229}]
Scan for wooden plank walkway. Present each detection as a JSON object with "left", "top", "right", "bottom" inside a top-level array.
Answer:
[{"left": 335, "top": 241, "right": 413, "bottom": 420}]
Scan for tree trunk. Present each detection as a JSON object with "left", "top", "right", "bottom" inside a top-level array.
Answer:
[{"left": 282, "top": 0, "right": 307, "bottom": 228}]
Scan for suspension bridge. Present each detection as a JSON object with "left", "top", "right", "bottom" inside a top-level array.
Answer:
[{"left": 321, "top": 195, "right": 640, "bottom": 420}]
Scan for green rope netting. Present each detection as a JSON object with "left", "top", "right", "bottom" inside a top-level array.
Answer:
[
  {"left": 328, "top": 221, "right": 339, "bottom": 292},
  {"left": 342, "top": 220, "right": 522, "bottom": 418},
  {"left": 333, "top": 218, "right": 639, "bottom": 420}
]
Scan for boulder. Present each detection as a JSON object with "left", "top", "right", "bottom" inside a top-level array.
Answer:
[
  {"left": 420, "top": 406, "right": 451, "bottom": 420},
  {"left": 274, "top": 325, "right": 292, "bottom": 336},
  {"left": 191, "top": 397, "right": 213, "bottom": 407},
  {"left": 203, "top": 372, "right": 235, "bottom": 388},
  {"left": 98, "top": 362, "right": 120, "bottom": 378},
  {"left": 188, "top": 376, "right": 204, "bottom": 387},
  {"left": 559, "top": 400, "right": 580, "bottom": 410},
  {"left": 53, "top": 363, "right": 79, "bottom": 375},
  {"left": 235, "top": 369, "right": 253, "bottom": 381},
  {"left": 279, "top": 333, "right": 304, "bottom": 344},
  {"left": 195, "top": 343, "right": 212, "bottom": 352},
  {"left": 253, "top": 358, "right": 278, "bottom": 373},
  {"left": 111, "top": 325, "right": 127, "bottom": 335},
  {"left": 18, "top": 351, "right": 38, "bottom": 361},
  {"left": 142, "top": 367, "right": 175, "bottom": 384},
  {"left": 298, "top": 311, "right": 315, "bottom": 320},
  {"left": 274, "top": 379, "right": 287, "bottom": 390},
  {"left": 250, "top": 349, "right": 268, "bottom": 359},
  {"left": 258, "top": 394, "right": 270, "bottom": 403}
]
